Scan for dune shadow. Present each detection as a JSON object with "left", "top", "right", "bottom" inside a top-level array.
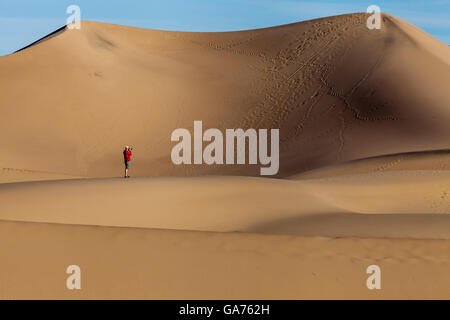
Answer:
[{"left": 245, "top": 213, "right": 450, "bottom": 239}]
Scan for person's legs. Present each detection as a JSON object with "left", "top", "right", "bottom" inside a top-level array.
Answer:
[
  {"left": 124, "top": 161, "right": 129, "bottom": 178},
  {"left": 125, "top": 161, "right": 130, "bottom": 178}
]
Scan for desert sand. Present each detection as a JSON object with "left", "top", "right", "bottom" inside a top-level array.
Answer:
[{"left": 0, "top": 13, "right": 449, "bottom": 299}]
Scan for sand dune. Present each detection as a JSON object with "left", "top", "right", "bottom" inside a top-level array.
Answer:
[
  {"left": 1, "top": 13, "right": 450, "bottom": 299},
  {"left": 1, "top": 220, "right": 449, "bottom": 299},
  {"left": 1, "top": 13, "right": 449, "bottom": 177},
  {"left": 292, "top": 149, "right": 450, "bottom": 179},
  {"left": 1, "top": 170, "right": 449, "bottom": 238}
]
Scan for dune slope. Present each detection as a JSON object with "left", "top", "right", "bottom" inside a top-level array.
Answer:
[
  {"left": 1, "top": 13, "right": 449, "bottom": 177},
  {"left": 292, "top": 149, "right": 450, "bottom": 179},
  {"left": 1, "top": 169, "right": 449, "bottom": 238},
  {"left": 1, "top": 220, "right": 449, "bottom": 299}
]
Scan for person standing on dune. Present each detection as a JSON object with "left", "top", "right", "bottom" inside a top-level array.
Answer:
[{"left": 123, "top": 146, "right": 133, "bottom": 178}]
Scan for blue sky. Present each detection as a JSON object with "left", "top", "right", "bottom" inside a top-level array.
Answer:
[{"left": 0, "top": 0, "right": 449, "bottom": 56}]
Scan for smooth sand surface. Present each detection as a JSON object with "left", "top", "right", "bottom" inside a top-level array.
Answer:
[
  {"left": 0, "top": 172, "right": 449, "bottom": 238},
  {"left": 1, "top": 13, "right": 449, "bottom": 299},
  {"left": 1, "top": 220, "right": 449, "bottom": 299}
]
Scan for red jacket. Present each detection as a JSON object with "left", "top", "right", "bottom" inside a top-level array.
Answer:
[{"left": 124, "top": 150, "right": 132, "bottom": 162}]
